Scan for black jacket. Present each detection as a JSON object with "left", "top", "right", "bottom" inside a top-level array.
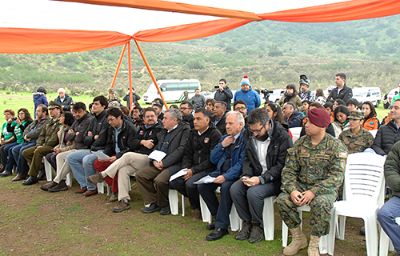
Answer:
[
  {"left": 383, "top": 141, "right": 400, "bottom": 197},
  {"left": 182, "top": 114, "right": 194, "bottom": 129},
  {"left": 103, "top": 120, "right": 136, "bottom": 158},
  {"left": 181, "top": 127, "right": 222, "bottom": 174},
  {"left": 242, "top": 121, "right": 292, "bottom": 184},
  {"left": 214, "top": 87, "right": 233, "bottom": 110},
  {"left": 132, "top": 122, "right": 163, "bottom": 155},
  {"left": 327, "top": 85, "right": 353, "bottom": 103},
  {"left": 66, "top": 114, "right": 92, "bottom": 149},
  {"left": 54, "top": 94, "right": 74, "bottom": 111},
  {"left": 154, "top": 123, "right": 190, "bottom": 170},
  {"left": 372, "top": 120, "right": 400, "bottom": 155},
  {"left": 213, "top": 114, "right": 227, "bottom": 135},
  {"left": 84, "top": 110, "right": 109, "bottom": 151}
]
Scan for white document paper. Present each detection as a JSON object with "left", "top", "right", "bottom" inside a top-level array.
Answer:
[
  {"left": 92, "top": 151, "right": 111, "bottom": 160},
  {"left": 169, "top": 169, "right": 188, "bottom": 182},
  {"left": 193, "top": 175, "right": 216, "bottom": 185},
  {"left": 148, "top": 150, "right": 166, "bottom": 162}
]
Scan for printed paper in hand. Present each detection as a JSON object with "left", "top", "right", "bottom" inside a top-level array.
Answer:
[
  {"left": 148, "top": 150, "right": 166, "bottom": 162},
  {"left": 169, "top": 169, "right": 188, "bottom": 182},
  {"left": 193, "top": 175, "right": 216, "bottom": 185}
]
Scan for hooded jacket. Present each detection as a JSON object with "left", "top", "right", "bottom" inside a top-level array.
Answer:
[{"left": 234, "top": 88, "right": 261, "bottom": 113}]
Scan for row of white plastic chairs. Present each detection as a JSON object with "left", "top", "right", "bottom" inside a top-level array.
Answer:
[
  {"left": 169, "top": 152, "right": 394, "bottom": 256},
  {"left": 43, "top": 152, "right": 393, "bottom": 256}
]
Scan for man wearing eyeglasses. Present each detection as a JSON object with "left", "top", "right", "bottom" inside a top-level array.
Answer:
[
  {"left": 214, "top": 79, "right": 233, "bottom": 111},
  {"left": 372, "top": 99, "right": 400, "bottom": 155},
  {"left": 179, "top": 101, "right": 194, "bottom": 129},
  {"left": 233, "top": 100, "right": 248, "bottom": 120},
  {"left": 230, "top": 108, "right": 292, "bottom": 243}
]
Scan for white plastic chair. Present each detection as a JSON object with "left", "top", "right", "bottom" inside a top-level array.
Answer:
[
  {"left": 262, "top": 196, "right": 276, "bottom": 241},
  {"left": 328, "top": 152, "right": 386, "bottom": 256},
  {"left": 199, "top": 194, "right": 241, "bottom": 231},
  {"left": 379, "top": 227, "right": 395, "bottom": 256},
  {"left": 43, "top": 156, "right": 72, "bottom": 187},
  {"left": 281, "top": 204, "right": 332, "bottom": 254},
  {"left": 168, "top": 189, "right": 186, "bottom": 216},
  {"left": 289, "top": 127, "right": 302, "bottom": 143}
]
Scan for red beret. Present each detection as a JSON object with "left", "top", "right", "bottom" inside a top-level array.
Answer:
[{"left": 307, "top": 108, "right": 330, "bottom": 128}]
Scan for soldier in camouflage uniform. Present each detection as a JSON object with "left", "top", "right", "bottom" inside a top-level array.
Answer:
[
  {"left": 338, "top": 110, "right": 374, "bottom": 154},
  {"left": 276, "top": 108, "right": 348, "bottom": 256}
]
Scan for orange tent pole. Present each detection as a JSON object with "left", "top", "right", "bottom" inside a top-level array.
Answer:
[
  {"left": 110, "top": 43, "right": 127, "bottom": 89},
  {"left": 134, "top": 39, "right": 168, "bottom": 109},
  {"left": 127, "top": 41, "right": 133, "bottom": 111}
]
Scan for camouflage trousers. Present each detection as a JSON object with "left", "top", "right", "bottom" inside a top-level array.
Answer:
[{"left": 276, "top": 183, "right": 336, "bottom": 237}]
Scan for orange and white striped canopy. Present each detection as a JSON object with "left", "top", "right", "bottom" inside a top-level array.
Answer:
[{"left": 1, "top": 0, "right": 399, "bottom": 53}]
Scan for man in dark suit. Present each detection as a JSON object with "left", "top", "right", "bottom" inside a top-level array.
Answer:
[
  {"left": 212, "top": 101, "right": 227, "bottom": 135},
  {"left": 136, "top": 109, "right": 190, "bottom": 215},
  {"left": 326, "top": 73, "right": 353, "bottom": 103}
]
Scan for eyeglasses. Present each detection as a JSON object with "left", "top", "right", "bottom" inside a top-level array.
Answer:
[
  {"left": 234, "top": 107, "right": 246, "bottom": 111},
  {"left": 249, "top": 124, "right": 266, "bottom": 134},
  {"left": 180, "top": 107, "right": 191, "bottom": 110}
]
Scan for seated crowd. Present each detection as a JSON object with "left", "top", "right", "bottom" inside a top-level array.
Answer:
[{"left": 0, "top": 73, "right": 399, "bottom": 256}]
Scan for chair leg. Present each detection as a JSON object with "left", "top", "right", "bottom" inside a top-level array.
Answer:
[
  {"left": 97, "top": 182, "right": 105, "bottom": 194},
  {"left": 168, "top": 189, "right": 179, "bottom": 216},
  {"left": 263, "top": 197, "right": 275, "bottom": 241},
  {"left": 364, "top": 216, "right": 379, "bottom": 256},
  {"left": 282, "top": 221, "right": 289, "bottom": 247},
  {"left": 43, "top": 156, "right": 53, "bottom": 182},
  {"left": 199, "top": 195, "right": 212, "bottom": 223},
  {"left": 229, "top": 204, "right": 241, "bottom": 232},
  {"left": 338, "top": 215, "right": 346, "bottom": 240},
  {"left": 181, "top": 194, "right": 185, "bottom": 217},
  {"left": 379, "top": 225, "right": 390, "bottom": 256},
  {"left": 66, "top": 173, "right": 72, "bottom": 187}
]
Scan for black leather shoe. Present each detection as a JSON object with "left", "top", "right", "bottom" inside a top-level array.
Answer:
[
  {"left": 22, "top": 176, "right": 38, "bottom": 186},
  {"left": 207, "top": 223, "right": 215, "bottom": 230},
  {"left": 206, "top": 228, "right": 228, "bottom": 241},
  {"left": 248, "top": 224, "right": 264, "bottom": 243},
  {"left": 0, "top": 171, "right": 12, "bottom": 177},
  {"left": 235, "top": 221, "right": 252, "bottom": 241},
  {"left": 37, "top": 170, "right": 46, "bottom": 181},
  {"left": 160, "top": 206, "right": 171, "bottom": 215},
  {"left": 141, "top": 203, "right": 160, "bottom": 213}
]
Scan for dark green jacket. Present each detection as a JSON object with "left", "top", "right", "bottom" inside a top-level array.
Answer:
[
  {"left": 384, "top": 141, "right": 400, "bottom": 197},
  {"left": 36, "top": 118, "right": 62, "bottom": 147}
]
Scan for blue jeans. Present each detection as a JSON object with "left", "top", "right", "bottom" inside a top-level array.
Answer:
[
  {"left": 14, "top": 142, "right": 36, "bottom": 176},
  {"left": 378, "top": 196, "right": 400, "bottom": 253},
  {"left": 198, "top": 180, "right": 235, "bottom": 230},
  {"left": 1, "top": 142, "right": 18, "bottom": 170},
  {"left": 5, "top": 142, "right": 25, "bottom": 172},
  {"left": 67, "top": 149, "right": 98, "bottom": 191}
]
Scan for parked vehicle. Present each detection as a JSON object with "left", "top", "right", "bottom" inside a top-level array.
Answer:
[
  {"left": 143, "top": 79, "right": 201, "bottom": 103},
  {"left": 352, "top": 87, "right": 381, "bottom": 107}
]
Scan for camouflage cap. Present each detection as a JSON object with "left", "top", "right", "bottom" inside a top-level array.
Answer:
[
  {"left": 48, "top": 101, "right": 61, "bottom": 110},
  {"left": 348, "top": 110, "right": 364, "bottom": 120}
]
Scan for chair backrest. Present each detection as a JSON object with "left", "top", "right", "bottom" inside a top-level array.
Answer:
[
  {"left": 344, "top": 152, "right": 386, "bottom": 205},
  {"left": 369, "top": 129, "right": 378, "bottom": 138},
  {"left": 289, "top": 127, "right": 302, "bottom": 143}
]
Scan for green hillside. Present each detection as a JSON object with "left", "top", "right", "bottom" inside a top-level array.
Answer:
[{"left": 1, "top": 15, "right": 400, "bottom": 96}]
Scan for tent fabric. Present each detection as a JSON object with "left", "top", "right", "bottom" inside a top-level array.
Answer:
[
  {"left": 134, "top": 18, "right": 250, "bottom": 43},
  {"left": 60, "top": 0, "right": 262, "bottom": 20},
  {"left": 0, "top": 28, "right": 132, "bottom": 54},
  {"left": 1, "top": 0, "right": 400, "bottom": 52},
  {"left": 259, "top": 0, "right": 400, "bottom": 22}
]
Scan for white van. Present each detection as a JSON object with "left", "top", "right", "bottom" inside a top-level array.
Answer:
[
  {"left": 143, "top": 79, "right": 201, "bottom": 103},
  {"left": 352, "top": 87, "right": 382, "bottom": 107}
]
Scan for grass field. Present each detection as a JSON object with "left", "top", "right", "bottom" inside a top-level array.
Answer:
[{"left": 0, "top": 177, "right": 378, "bottom": 256}]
